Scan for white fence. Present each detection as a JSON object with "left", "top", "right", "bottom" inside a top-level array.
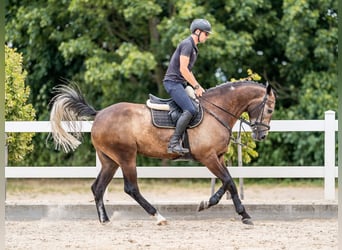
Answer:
[{"left": 5, "top": 111, "right": 338, "bottom": 199}]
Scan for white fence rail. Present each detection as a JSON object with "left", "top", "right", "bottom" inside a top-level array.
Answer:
[{"left": 5, "top": 111, "right": 338, "bottom": 199}]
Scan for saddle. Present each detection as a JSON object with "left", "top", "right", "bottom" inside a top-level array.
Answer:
[{"left": 146, "top": 86, "right": 203, "bottom": 129}]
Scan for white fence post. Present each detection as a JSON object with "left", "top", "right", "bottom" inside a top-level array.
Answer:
[
  {"left": 5, "top": 134, "right": 7, "bottom": 201},
  {"left": 95, "top": 152, "right": 101, "bottom": 173},
  {"left": 237, "top": 136, "right": 244, "bottom": 200},
  {"left": 324, "top": 110, "right": 336, "bottom": 200}
]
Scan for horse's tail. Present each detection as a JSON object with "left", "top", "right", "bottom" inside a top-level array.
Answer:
[{"left": 49, "top": 83, "right": 97, "bottom": 153}]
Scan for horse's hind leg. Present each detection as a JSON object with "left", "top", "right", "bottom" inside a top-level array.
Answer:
[
  {"left": 121, "top": 161, "right": 167, "bottom": 225},
  {"left": 91, "top": 150, "right": 118, "bottom": 224}
]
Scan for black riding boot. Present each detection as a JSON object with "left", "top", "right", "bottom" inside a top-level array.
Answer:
[{"left": 167, "top": 110, "right": 193, "bottom": 155}]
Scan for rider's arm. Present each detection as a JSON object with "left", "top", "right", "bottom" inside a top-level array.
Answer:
[{"left": 179, "top": 55, "right": 205, "bottom": 96}]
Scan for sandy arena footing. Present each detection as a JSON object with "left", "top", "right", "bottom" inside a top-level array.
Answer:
[{"left": 5, "top": 200, "right": 337, "bottom": 221}]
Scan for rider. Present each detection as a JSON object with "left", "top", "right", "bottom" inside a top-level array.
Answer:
[{"left": 163, "top": 18, "right": 211, "bottom": 155}]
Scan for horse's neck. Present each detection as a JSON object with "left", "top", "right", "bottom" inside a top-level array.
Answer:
[
  {"left": 227, "top": 85, "right": 259, "bottom": 115},
  {"left": 203, "top": 84, "right": 263, "bottom": 125}
]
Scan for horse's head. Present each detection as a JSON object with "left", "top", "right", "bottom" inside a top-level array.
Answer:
[{"left": 247, "top": 83, "right": 276, "bottom": 141}]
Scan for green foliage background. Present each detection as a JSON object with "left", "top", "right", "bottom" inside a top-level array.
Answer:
[
  {"left": 5, "top": 0, "right": 337, "bottom": 167},
  {"left": 5, "top": 45, "right": 36, "bottom": 162}
]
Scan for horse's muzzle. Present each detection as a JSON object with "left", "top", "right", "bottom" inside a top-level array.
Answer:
[
  {"left": 251, "top": 130, "right": 268, "bottom": 141},
  {"left": 250, "top": 122, "right": 270, "bottom": 141}
]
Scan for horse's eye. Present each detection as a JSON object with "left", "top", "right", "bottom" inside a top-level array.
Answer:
[{"left": 267, "top": 109, "right": 273, "bottom": 114}]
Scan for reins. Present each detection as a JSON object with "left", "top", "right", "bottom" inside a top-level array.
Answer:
[
  {"left": 200, "top": 100, "right": 250, "bottom": 146},
  {"left": 199, "top": 95, "right": 253, "bottom": 128}
]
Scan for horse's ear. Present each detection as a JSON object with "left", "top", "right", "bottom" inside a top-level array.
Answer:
[{"left": 266, "top": 81, "right": 272, "bottom": 95}]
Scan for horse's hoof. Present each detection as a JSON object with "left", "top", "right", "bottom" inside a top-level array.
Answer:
[
  {"left": 157, "top": 219, "right": 168, "bottom": 226},
  {"left": 155, "top": 212, "right": 167, "bottom": 225},
  {"left": 242, "top": 218, "right": 254, "bottom": 226},
  {"left": 100, "top": 220, "right": 110, "bottom": 225},
  {"left": 197, "top": 200, "right": 208, "bottom": 212}
]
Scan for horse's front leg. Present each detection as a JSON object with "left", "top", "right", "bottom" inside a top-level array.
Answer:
[
  {"left": 198, "top": 156, "right": 253, "bottom": 225},
  {"left": 198, "top": 176, "right": 252, "bottom": 225},
  {"left": 226, "top": 177, "right": 252, "bottom": 225}
]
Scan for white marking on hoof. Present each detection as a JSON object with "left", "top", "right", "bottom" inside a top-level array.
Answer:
[
  {"left": 155, "top": 212, "right": 167, "bottom": 225},
  {"left": 197, "top": 200, "right": 209, "bottom": 212}
]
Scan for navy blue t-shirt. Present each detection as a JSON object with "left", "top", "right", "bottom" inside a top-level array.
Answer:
[{"left": 163, "top": 36, "right": 198, "bottom": 83}]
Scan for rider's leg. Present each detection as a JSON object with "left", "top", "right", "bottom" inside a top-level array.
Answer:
[
  {"left": 163, "top": 81, "right": 198, "bottom": 155},
  {"left": 167, "top": 110, "right": 193, "bottom": 154}
]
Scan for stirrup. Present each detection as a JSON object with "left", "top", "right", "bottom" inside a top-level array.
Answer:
[{"left": 167, "top": 145, "right": 189, "bottom": 155}]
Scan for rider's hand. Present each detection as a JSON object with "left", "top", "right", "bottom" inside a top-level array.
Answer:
[{"left": 194, "top": 85, "right": 205, "bottom": 97}]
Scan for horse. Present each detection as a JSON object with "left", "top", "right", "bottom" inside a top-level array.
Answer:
[{"left": 49, "top": 80, "right": 276, "bottom": 226}]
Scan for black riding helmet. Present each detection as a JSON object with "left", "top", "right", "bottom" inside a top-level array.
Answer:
[{"left": 190, "top": 19, "right": 212, "bottom": 34}]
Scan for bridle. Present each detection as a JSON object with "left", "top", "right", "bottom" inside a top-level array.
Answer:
[
  {"left": 246, "top": 92, "right": 271, "bottom": 133},
  {"left": 199, "top": 89, "right": 272, "bottom": 140}
]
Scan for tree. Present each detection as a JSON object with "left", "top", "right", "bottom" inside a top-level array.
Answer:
[
  {"left": 5, "top": 0, "right": 337, "bottom": 167},
  {"left": 5, "top": 45, "right": 36, "bottom": 163},
  {"left": 253, "top": 0, "right": 338, "bottom": 166}
]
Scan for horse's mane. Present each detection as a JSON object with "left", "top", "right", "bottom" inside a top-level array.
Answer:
[{"left": 205, "top": 80, "right": 266, "bottom": 95}]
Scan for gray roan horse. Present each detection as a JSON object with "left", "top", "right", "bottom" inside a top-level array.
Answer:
[{"left": 49, "top": 80, "right": 276, "bottom": 225}]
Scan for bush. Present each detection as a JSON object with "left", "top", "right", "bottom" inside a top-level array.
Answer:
[{"left": 5, "top": 45, "right": 36, "bottom": 163}]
